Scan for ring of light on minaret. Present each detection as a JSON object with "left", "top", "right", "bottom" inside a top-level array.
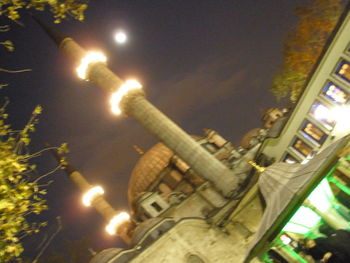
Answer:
[
  {"left": 110, "top": 79, "right": 142, "bottom": 115},
  {"left": 105, "top": 212, "right": 130, "bottom": 235},
  {"left": 82, "top": 186, "right": 104, "bottom": 207},
  {"left": 114, "top": 31, "right": 127, "bottom": 44},
  {"left": 76, "top": 51, "right": 107, "bottom": 80}
]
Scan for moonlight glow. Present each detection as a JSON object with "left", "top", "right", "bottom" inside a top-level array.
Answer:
[{"left": 114, "top": 31, "right": 127, "bottom": 44}]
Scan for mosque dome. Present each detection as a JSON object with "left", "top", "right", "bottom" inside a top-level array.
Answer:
[
  {"left": 128, "top": 143, "right": 174, "bottom": 209},
  {"left": 128, "top": 136, "right": 203, "bottom": 211}
]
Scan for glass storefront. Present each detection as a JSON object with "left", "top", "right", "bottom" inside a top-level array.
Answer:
[{"left": 262, "top": 157, "right": 350, "bottom": 263}]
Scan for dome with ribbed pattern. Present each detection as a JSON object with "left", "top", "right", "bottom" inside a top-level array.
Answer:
[{"left": 128, "top": 143, "right": 173, "bottom": 209}]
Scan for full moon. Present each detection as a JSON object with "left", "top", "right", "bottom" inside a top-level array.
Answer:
[{"left": 114, "top": 31, "right": 127, "bottom": 44}]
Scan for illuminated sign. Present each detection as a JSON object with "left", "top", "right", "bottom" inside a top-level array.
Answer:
[
  {"left": 309, "top": 101, "right": 336, "bottom": 130},
  {"left": 291, "top": 138, "right": 313, "bottom": 157},
  {"left": 300, "top": 120, "right": 327, "bottom": 145},
  {"left": 322, "top": 82, "right": 349, "bottom": 105},
  {"left": 335, "top": 60, "right": 350, "bottom": 84}
]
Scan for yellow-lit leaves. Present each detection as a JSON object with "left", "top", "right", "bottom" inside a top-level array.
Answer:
[
  {"left": 0, "top": 0, "right": 89, "bottom": 23},
  {"left": 58, "top": 142, "right": 69, "bottom": 154},
  {"left": 271, "top": 0, "right": 343, "bottom": 102},
  {"left": 0, "top": 40, "right": 14, "bottom": 52},
  {"left": 33, "top": 105, "right": 42, "bottom": 115},
  {"left": 0, "top": 107, "right": 48, "bottom": 261}
]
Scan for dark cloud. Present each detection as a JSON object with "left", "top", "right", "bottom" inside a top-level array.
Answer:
[{"left": 155, "top": 59, "right": 248, "bottom": 122}]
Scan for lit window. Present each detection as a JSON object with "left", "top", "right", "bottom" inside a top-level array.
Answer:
[
  {"left": 300, "top": 120, "right": 327, "bottom": 145},
  {"left": 335, "top": 60, "right": 350, "bottom": 84},
  {"left": 307, "top": 179, "right": 334, "bottom": 212},
  {"left": 283, "top": 153, "right": 298, "bottom": 164},
  {"left": 322, "top": 82, "right": 349, "bottom": 105},
  {"left": 291, "top": 138, "right": 313, "bottom": 157},
  {"left": 282, "top": 206, "right": 321, "bottom": 234},
  {"left": 309, "top": 101, "right": 336, "bottom": 130}
]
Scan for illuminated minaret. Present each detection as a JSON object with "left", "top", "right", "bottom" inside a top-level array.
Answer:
[
  {"left": 35, "top": 18, "right": 243, "bottom": 197},
  {"left": 50, "top": 149, "right": 132, "bottom": 244}
]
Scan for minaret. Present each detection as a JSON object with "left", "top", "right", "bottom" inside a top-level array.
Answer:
[
  {"left": 50, "top": 149, "right": 132, "bottom": 244},
  {"left": 36, "top": 19, "right": 243, "bottom": 198}
]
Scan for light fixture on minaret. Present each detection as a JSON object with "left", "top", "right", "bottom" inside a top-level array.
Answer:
[{"left": 49, "top": 149, "right": 132, "bottom": 244}]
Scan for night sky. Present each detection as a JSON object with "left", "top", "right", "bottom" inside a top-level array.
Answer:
[{"left": 1, "top": 0, "right": 307, "bottom": 259}]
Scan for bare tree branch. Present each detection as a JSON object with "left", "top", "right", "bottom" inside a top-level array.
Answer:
[
  {"left": 12, "top": 19, "right": 24, "bottom": 27},
  {"left": 33, "top": 164, "right": 62, "bottom": 183},
  {"left": 24, "top": 146, "right": 61, "bottom": 160},
  {"left": 0, "top": 68, "right": 32, "bottom": 73},
  {"left": 0, "top": 25, "right": 10, "bottom": 32},
  {"left": 0, "top": 83, "right": 8, "bottom": 89},
  {"left": 32, "top": 217, "right": 63, "bottom": 263}
]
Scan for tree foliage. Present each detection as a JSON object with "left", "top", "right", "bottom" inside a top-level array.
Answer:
[
  {"left": 271, "top": 0, "right": 343, "bottom": 102},
  {"left": 0, "top": 1, "right": 84, "bottom": 261},
  {"left": 0, "top": 0, "right": 89, "bottom": 23},
  {"left": 0, "top": 0, "right": 90, "bottom": 87},
  {"left": 0, "top": 104, "right": 67, "bottom": 262}
]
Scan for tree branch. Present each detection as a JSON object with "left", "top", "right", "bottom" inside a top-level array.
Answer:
[
  {"left": 0, "top": 25, "right": 10, "bottom": 32},
  {"left": 0, "top": 83, "right": 8, "bottom": 89},
  {"left": 0, "top": 68, "right": 32, "bottom": 73},
  {"left": 33, "top": 164, "right": 62, "bottom": 183},
  {"left": 32, "top": 217, "right": 62, "bottom": 263},
  {"left": 23, "top": 146, "right": 60, "bottom": 160}
]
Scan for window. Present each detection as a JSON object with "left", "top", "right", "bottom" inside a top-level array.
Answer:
[
  {"left": 300, "top": 120, "right": 327, "bottom": 145},
  {"left": 309, "top": 101, "right": 336, "bottom": 130},
  {"left": 283, "top": 153, "right": 298, "bottom": 164},
  {"left": 321, "top": 82, "right": 349, "bottom": 105},
  {"left": 151, "top": 201, "right": 163, "bottom": 212},
  {"left": 335, "top": 60, "right": 350, "bottom": 84},
  {"left": 291, "top": 138, "right": 313, "bottom": 157}
]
